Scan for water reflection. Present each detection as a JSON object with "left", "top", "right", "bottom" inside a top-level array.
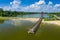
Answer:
[
  {"left": 17, "top": 14, "right": 49, "bottom": 18},
  {"left": 0, "top": 19, "right": 60, "bottom": 40},
  {"left": 11, "top": 20, "right": 34, "bottom": 27},
  {"left": 0, "top": 20, "right": 35, "bottom": 28}
]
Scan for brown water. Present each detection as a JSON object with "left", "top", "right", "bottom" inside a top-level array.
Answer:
[{"left": 0, "top": 19, "right": 60, "bottom": 40}]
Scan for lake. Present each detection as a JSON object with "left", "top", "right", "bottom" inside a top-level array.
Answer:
[
  {"left": 17, "top": 14, "right": 49, "bottom": 18},
  {"left": 0, "top": 19, "right": 60, "bottom": 40}
]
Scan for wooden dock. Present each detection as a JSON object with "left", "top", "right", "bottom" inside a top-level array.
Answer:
[
  {"left": 28, "top": 12, "right": 44, "bottom": 34},
  {"left": 54, "top": 15, "right": 60, "bottom": 20}
]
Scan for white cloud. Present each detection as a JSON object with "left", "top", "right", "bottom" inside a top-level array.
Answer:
[
  {"left": 36, "top": 0, "right": 45, "bottom": 5},
  {"left": 3, "top": 6, "right": 11, "bottom": 11},
  {"left": 48, "top": 1, "right": 53, "bottom": 5},
  {"left": 1, "top": 0, "right": 20, "bottom": 11},
  {"left": 53, "top": 4, "right": 60, "bottom": 12},
  {"left": 54, "top": 4, "right": 60, "bottom": 8},
  {"left": 21, "top": 0, "right": 60, "bottom": 12},
  {"left": 0, "top": 0, "right": 60, "bottom": 12},
  {"left": 0, "top": 7, "right": 1, "bottom": 8},
  {"left": 21, "top": 0, "right": 46, "bottom": 12},
  {"left": 10, "top": 0, "right": 21, "bottom": 10},
  {"left": 2, "top": 0, "right": 21, "bottom": 11}
]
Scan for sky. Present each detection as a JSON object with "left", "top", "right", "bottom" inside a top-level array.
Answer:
[{"left": 0, "top": 0, "right": 60, "bottom": 12}]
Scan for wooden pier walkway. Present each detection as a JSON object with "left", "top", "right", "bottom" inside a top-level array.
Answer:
[
  {"left": 28, "top": 12, "right": 44, "bottom": 34},
  {"left": 54, "top": 15, "right": 60, "bottom": 20}
]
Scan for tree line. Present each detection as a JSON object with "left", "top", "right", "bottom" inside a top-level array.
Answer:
[
  {"left": 0, "top": 8, "right": 39, "bottom": 17},
  {"left": 0, "top": 8, "right": 60, "bottom": 17}
]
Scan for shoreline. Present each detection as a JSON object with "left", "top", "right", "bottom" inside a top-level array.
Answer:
[
  {"left": 12, "top": 18, "right": 39, "bottom": 22},
  {"left": 43, "top": 21, "right": 60, "bottom": 26},
  {"left": 11, "top": 18, "right": 60, "bottom": 26},
  {"left": 0, "top": 17, "right": 60, "bottom": 26}
]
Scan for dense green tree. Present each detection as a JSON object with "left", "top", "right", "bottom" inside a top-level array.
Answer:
[
  {"left": 0, "top": 8, "right": 3, "bottom": 16},
  {"left": 0, "top": 8, "right": 60, "bottom": 17}
]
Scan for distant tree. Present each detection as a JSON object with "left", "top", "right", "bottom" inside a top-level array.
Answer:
[
  {"left": 0, "top": 8, "right": 3, "bottom": 12},
  {"left": 0, "top": 8, "right": 3, "bottom": 16}
]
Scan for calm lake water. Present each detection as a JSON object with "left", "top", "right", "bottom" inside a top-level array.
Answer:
[
  {"left": 0, "top": 19, "right": 60, "bottom": 40},
  {"left": 17, "top": 14, "right": 49, "bottom": 18}
]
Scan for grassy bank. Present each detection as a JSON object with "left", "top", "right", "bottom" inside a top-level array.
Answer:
[
  {"left": 0, "top": 16, "right": 59, "bottom": 21},
  {"left": 44, "top": 18, "right": 56, "bottom": 21},
  {"left": 0, "top": 17, "right": 18, "bottom": 20}
]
